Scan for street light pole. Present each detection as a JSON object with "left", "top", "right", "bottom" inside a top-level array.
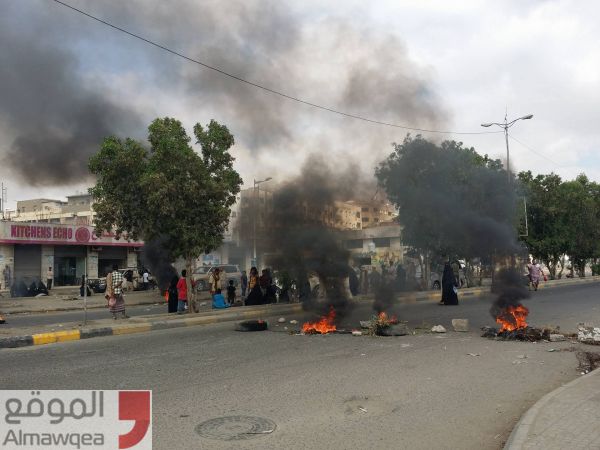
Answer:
[
  {"left": 252, "top": 177, "right": 272, "bottom": 267},
  {"left": 481, "top": 113, "right": 533, "bottom": 183}
]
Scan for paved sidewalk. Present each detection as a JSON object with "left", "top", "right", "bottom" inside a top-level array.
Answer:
[
  {"left": 0, "top": 289, "right": 211, "bottom": 314},
  {"left": 0, "top": 302, "right": 305, "bottom": 348},
  {"left": 505, "top": 367, "right": 600, "bottom": 449}
]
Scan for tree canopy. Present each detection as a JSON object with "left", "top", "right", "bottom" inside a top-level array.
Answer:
[
  {"left": 519, "top": 171, "right": 600, "bottom": 277},
  {"left": 376, "top": 134, "right": 518, "bottom": 263},
  {"left": 89, "top": 117, "right": 242, "bottom": 264}
]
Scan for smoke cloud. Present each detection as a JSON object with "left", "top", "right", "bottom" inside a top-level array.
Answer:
[{"left": 0, "top": 0, "right": 447, "bottom": 187}]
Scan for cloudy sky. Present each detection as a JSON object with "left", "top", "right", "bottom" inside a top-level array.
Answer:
[{"left": 1, "top": 0, "right": 598, "bottom": 208}]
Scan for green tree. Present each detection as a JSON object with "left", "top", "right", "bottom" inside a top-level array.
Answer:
[
  {"left": 561, "top": 175, "right": 599, "bottom": 277},
  {"left": 517, "top": 171, "right": 569, "bottom": 279},
  {"left": 89, "top": 117, "right": 242, "bottom": 311},
  {"left": 376, "top": 135, "right": 517, "bottom": 286}
]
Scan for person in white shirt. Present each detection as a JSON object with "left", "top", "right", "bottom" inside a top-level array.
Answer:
[{"left": 142, "top": 270, "right": 149, "bottom": 290}]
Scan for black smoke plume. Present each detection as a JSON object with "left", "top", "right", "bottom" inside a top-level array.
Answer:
[
  {"left": 264, "top": 155, "right": 365, "bottom": 319},
  {"left": 1, "top": 1, "right": 446, "bottom": 186},
  {"left": 140, "top": 237, "right": 177, "bottom": 291},
  {"left": 490, "top": 267, "right": 530, "bottom": 322}
]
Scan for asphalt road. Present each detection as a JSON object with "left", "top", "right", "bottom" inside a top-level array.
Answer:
[
  {"left": 6, "top": 281, "right": 599, "bottom": 333},
  {"left": 1, "top": 283, "right": 598, "bottom": 449}
]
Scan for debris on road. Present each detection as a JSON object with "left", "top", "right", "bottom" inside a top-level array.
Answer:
[
  {"left": 289, "top": 320, "right": 298, "bottom": 324},
  {"left": 467, "top": 353, "right": 480, "bottom": 357},
  {"left": 431, "top": 325, "right": 446, "bottom": 333},
  {"left": 352, "top": 330, "right": 362, "bottom": 336},
  {"left": 452, "top": 319, "right": 469, "bottom": 332},
  {"left": 576, "top": 351, "right": 600, "bottom": 373},
  {"left": 235, "top": 320, "right": 268, "bottom": 332},
  {"left": 358, "top": 407, "right": 368, "bottom": 413},
  {"left": 549, "top": 334, "right": 566, "bottom": 342},
  {"left": 577, "top": 325, "right": 600, "bottom": 345},
  {"left": 277, "top": 317, "right": 286, "bottom": 323}
]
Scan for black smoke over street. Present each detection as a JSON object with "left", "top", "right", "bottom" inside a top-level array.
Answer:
[{"left": 0, "top": 0, "right": 446, "bottom": 186}]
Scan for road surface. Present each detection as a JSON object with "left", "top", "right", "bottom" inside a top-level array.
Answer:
[{"left": 1, "top": 283, "right": 598, "bottom": 449}]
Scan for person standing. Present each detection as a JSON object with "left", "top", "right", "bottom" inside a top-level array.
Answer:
[
  {"left": 46, "top": 267, "right": 53, "bottom": 290},
  {"left": 226, "top": 279, "right": 236, "bottom": 305},
  {"left": 240, "top": 270, "right": 248, "bottom": 299},
  {"left": 176, "top": 269, "right": 190, "bottom": 314},
  {"left": 142, "top": 269, "right": 149, "bottom": 290},
  {"left": 167, "top": 274, "right": 179, "bottom": 313},
  {"left": 108, "top": 264, "right": 128, "bottom": 319},
  {"left": 208, "top": 267, "right": 222, "bottom": 295},
  {"left": 439, "top": 262, "right": 459, "bottom": 305},
  {"left": 245, "top": 267, "right": 262, "bottom": 305}
]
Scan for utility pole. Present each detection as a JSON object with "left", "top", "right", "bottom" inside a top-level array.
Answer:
[
  {"left": 252, "top": 177, "right": 272, "bottom": 268},
  {"left": 1, "top": 183, "right": 6, "bottom": 220},
  {"left": 481, "top": 113, "right": 534, "bottom": 183}
]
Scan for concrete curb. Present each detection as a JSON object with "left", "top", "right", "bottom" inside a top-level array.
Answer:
[
  {"left": 392, "top": 275, "right": 600, "bottom": 304},
  {"left": 0, "top": 303, "right": 304, "bottom": 349},
  {"left": 504, "top": 367, "right": 600, "bottom": 449}
]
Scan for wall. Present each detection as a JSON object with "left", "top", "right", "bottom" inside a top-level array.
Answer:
[{"left": 0, "top": 244, "right": 14, "bottom": 290}]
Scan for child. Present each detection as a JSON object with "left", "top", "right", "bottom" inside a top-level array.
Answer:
[{"left": 227, "top": 279, "right": 236, "bottom": 305}]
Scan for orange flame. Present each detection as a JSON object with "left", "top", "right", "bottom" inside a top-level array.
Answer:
[
  {"left": 302, "top": 307, "right": 337, "bottom": 334},
  {"left": 496, "top": 305, "right": 529, "bottom": 332},
  {"left": 378, "top": 312, "right": 399, "bottom": 324},
  {"left": 164, "top": 291, "right": 169, "bottom": 302}
]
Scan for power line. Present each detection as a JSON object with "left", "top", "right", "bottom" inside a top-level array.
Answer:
[
  {"left": 50, "top": 0, "right": 502, "bottom": 136},
  {"left": 508, "top": 134, "right": 563, "bottom": 168}
]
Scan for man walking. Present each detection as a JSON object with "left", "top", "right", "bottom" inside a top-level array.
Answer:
[
  {"left": 109, "top": 264, "right": 129, "bottom": 319},
  {"left": 46, "top": 267, "right": 53, "bottom": 290}
]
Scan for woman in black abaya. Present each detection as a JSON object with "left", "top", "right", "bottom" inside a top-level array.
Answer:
[{"left": 439, "top": 262, "right": 459, "bottom": 305}]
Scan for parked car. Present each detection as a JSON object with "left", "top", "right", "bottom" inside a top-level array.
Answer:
[
  {"left": 192, "top": 264, "right": 241, "bottom": 292},
  {"left": 87, "top": 278, "right": 107, "bottom": 293}
]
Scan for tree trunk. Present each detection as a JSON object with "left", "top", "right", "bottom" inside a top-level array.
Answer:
[
  {"left": 557, "top": 255, "right": 566, "bottom": 279},
  {"left": 185, "top": 256, "right": 196, "bottom": 314},
  {"left": 547, "top": 257, "right": 557, "bottom": 280}
]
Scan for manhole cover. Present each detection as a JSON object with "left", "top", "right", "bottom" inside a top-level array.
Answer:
[{"left": 195, "top": 415, "right": 276, "bottom": 441}]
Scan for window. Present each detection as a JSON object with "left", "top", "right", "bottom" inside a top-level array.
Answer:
[
  {"left": 361, "top": 207, "right": 369, "bottom": 212},
  {"left": 374, "top": 218, "right": 379, "bottom": 222},
  {"left": 345, "top": 239, "right": 363, "bottom": 249},
  {"left": 372, "top": 237, "right": 390, "bottom": 247},
  {"left": 373, "top": 207, "right": 378, "bottom": 212},
  {"left": 362, "top": 217, "right": 369, "bottom": 222}
]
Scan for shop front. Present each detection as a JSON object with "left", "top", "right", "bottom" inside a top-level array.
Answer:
[{"left": 0, "top": 221, "right": 143, "bottom": 288}]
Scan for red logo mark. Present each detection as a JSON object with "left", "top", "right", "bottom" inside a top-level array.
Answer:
[
  {"left": 119, "top": 391, "right": 151, "bottom": 449},
  {"left": 75, "top": 227, "right": 91, "bottom": 243}
]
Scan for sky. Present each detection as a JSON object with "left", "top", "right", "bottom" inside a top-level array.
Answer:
[{"left": 1, "top": 0, "right": 599, "bottom": 209}]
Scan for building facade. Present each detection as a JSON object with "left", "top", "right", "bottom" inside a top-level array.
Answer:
[{"left": 0, "top": 221, "right": 141, "bottom": 288}]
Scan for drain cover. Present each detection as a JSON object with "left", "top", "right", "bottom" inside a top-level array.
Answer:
[{"left": 195, "top": 415, "right": 276, "bottom": 441}]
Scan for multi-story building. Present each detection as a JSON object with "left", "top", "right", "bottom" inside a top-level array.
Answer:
[
  {"left": 12, "top": 194, "right": 95, "bottom": 225},
  {"left": 359, "top": 201, "right": 398, "bottom": 228},
  {"left": 1, "top": 193, "right": 141, "bottom": 288}
]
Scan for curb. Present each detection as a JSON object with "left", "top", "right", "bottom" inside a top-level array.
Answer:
[
  {"left": 0, "top": 303, "right": 304, "bottom": 349},
  {"left": 504, "top": 367, "right": 600, "bottom": 449}
]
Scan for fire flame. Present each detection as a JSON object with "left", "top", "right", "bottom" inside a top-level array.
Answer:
[
  {"left": 302, "top": 307, "right": 337, "bottom": 334},
  {"left": 164, "top": 291, "right": 169, "bottom": 302},
  {"left": 378, "top": 312, "right": 399, "bottom": 324},
  {"left": 496, "top": 304, "right": 529, "bottom": 332}
]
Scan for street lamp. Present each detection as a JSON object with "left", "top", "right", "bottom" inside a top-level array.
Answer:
[
  {"left": 481, "top": 113, "right": 533, "bottom": 182},
  {"left": 253, "top": 177, "right": 272, "bottom": 267}
]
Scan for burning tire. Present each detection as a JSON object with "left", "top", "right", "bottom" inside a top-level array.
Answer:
[{"left": 235, "top": 320, "right": 268, "bottom": 332}]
